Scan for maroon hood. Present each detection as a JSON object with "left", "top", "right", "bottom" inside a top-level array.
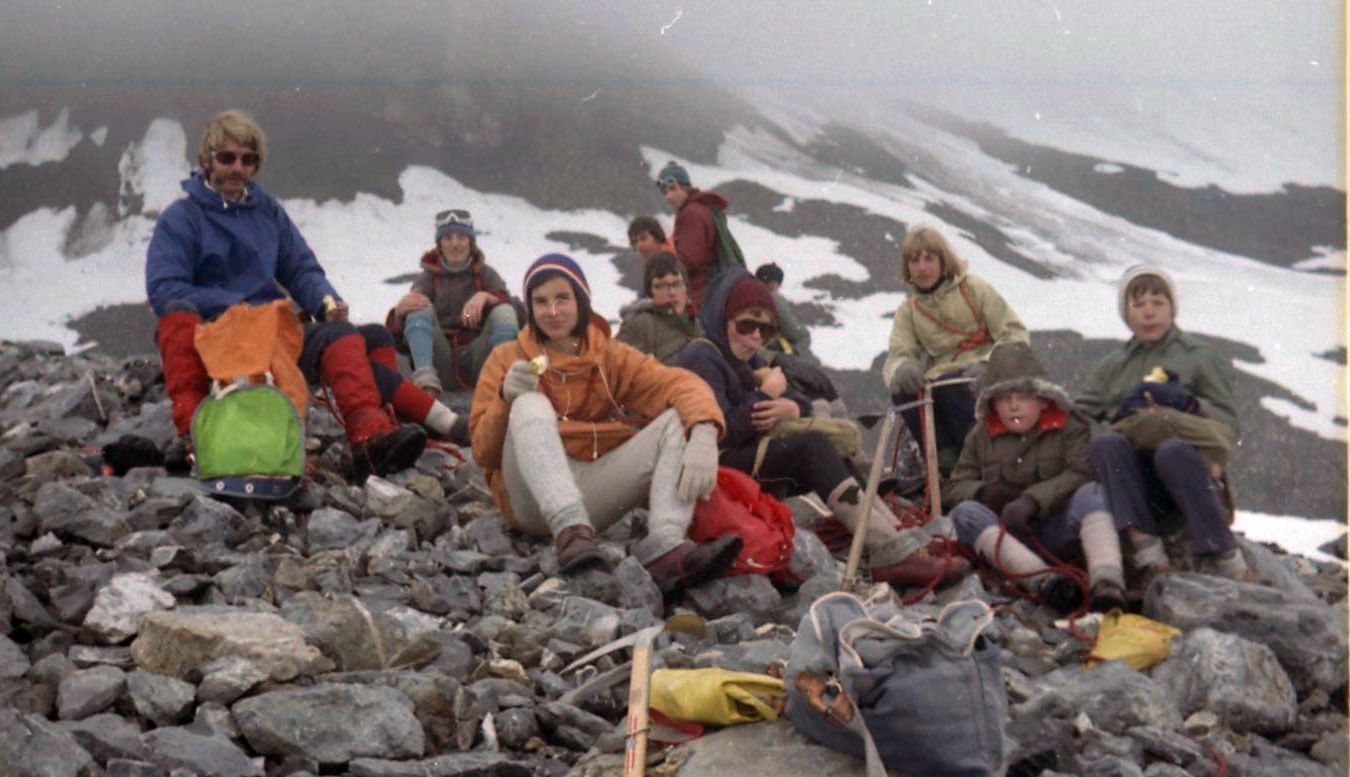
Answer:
[{"left": 683, "top": 189, "right": 729, "bottom": 211}]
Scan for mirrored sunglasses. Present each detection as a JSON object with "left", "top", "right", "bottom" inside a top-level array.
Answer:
[{"left": 213, "top": 150, "right": 259, "bottom": 167}]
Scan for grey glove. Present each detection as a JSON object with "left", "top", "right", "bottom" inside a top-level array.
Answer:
[
  {"left": 501, "top": 360, "right": 539, "bottom": 404},
  {"left": 891, "top": 362, "right": 926, "bottom": 398},
  {"left": 964, "top": 360, "right": 988, "bottom": 385},
  {"left": 677, "top": 423, "right": 720, "bottom": 503}
]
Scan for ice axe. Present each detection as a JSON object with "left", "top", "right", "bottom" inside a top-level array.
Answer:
[
  {"left": 918, "top": 376, "right": 976, "bottom": 522},
  {"left": 620, "top": 613, "right": 708, "bottom": 777}
]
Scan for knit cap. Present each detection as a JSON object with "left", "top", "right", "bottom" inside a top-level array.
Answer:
[
  {"left": 435, "top": 208, "right": 477, "bottom": 241},
  {"left": 655, "top": 161, "right": 691, "bottom": 187},
  {"left": 1117, "top": 264, "right": 1178, "bottom": 324},
  {"left": 523, "top": 253, "right": 591, "bottom": 301},
  {"left": 723, "top": 277, "right": 777, "bottom": 323},
  {"left": 754, "top": 262, "right": 784, "bottom": 285}
]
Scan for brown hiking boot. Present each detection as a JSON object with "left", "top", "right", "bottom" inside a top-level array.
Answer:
[
  {"left": 1089, "top": 580, "right": 1127, "bottom": 613},
  {"left": 554, "top": 525, "right": 606, "bottom": 572},
  {"left": 645, "top": 536, "right": 743, "bottom": 594},
  {"left": 352, "top": 424, "right": 427, "bottom": 481},
  {"left": 872, "top": 545, "right": 970, "bottom": 588}
]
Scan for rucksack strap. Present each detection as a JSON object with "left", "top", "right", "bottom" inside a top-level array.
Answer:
[{"left": 910, "top": 279, "right": 992, "bottom": 354}]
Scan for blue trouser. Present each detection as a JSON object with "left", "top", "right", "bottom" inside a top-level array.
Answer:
[
  {"left": 951, "top": 482, "right": 1106, "bottom": 561},
  {"left": 1088, "top": 431, "right": 1235, "bottom": 555},
  {"left": 404, "top": 305, "right": 519, "bottom": 388}
]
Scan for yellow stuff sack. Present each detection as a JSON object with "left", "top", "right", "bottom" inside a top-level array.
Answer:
[
  {"left": 649, "top": 668, "right": 784, "bottom": 726},
  {"left": 1087, "top": 612, "right": 1182, "bottom": 671}
]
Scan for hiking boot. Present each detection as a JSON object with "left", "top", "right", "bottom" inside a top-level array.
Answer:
[
  {"left": 871, "top": 546, "right": 970, "bottom": 589},
  {"left": 352, "top": 424, "right": 427, "bottom": 480},
  {"left": 1089, "top": 580, "right": 1127, "bottom": 613},
  {"left": 163, "top": 437, "right": 194, "bottom": 474},
  {"left": 555, "top": 525, "right": 606, "bottom": 572},
  {"left": 447, "top": 414, "right": 471, "bottom": 447},
  {"left": 1197, "top": 548, "right": 1252, "bottom": 581},
  {"left": 1036, "top": 574, "right": 1085, "bottom": 614},
  {"left": 411, "top": 366, "right": 443, "bottom": 396},
  {"left": 645, "top": 536, "right": 744, "bottom": 593}
]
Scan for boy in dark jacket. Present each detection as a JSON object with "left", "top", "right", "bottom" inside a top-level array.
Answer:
[{"left": 946, "top": 342, "right": 1125, "bottom": 612}]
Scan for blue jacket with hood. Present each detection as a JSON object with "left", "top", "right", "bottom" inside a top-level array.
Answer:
[
  {"left": 145, "top": 173, "right": 339, "bottom": 321},
  {"left": 674, "top": 269, "right": 811, "bottom": 450}
]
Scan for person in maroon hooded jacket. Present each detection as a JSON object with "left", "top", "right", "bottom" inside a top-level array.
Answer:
[{"left": 656, "top": 161, "right": 746, "bottom": 311}]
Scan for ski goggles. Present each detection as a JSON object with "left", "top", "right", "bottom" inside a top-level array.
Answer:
[
  {"left": 213, "top": 150, "right": 260, "bottom": 167},
  {"left": 655, "top": 177, "right": 684, "bottom": 191},
  {"left": 435, "top": 209, "right": 474, "bottom": 228},
  {"left": 731, "top": 318, "right": 777, "bottom": 339}
]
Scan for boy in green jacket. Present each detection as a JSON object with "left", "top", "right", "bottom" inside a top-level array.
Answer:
[{"left": 1080, "top": 266, "right": 1247, "bottom": 581}]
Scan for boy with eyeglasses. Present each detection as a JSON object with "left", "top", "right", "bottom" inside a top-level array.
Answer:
[
  {"left": 146, "top": 109, "right": 446, "bottom": 479},
  {"left": 654, "top": 161, "right": 746, "bottom": 311},
  {"left": 615, "top": 252, "right": 702, "bottom": 365}
]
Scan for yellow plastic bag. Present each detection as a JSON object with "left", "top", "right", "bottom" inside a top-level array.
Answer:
[
  {"left": 1087, "top": 611, "right": 1182, "bottom": 671},
  {"left": 649, "top": 668, "right": 784, "bottom": 726}
]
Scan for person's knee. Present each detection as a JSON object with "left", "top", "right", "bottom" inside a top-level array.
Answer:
[
  {"left": 485, "top": 304, "right": 519, "bottom": 329},
  {"left": 1153, "top": 438, "right": 1200, "bottom": 470},
  {"left": 1068, "top": 482, "right": 1106, "bottom": 519},
  {"left": 1089, "top": 431, "right": 1134, "bottom": 464},
  {"left": 951, "top": 501, "right": 996, "bottom": 546},
  {"left": 359, "top": 323, "right": 394, "bottom": 350},
  {"left": 508, "top": 392, "right": 554, "bottom": 426},
  {"left": 164, "top": 300, "right": 200, "bottom": 315},
  {"left": 405, "top": 307, "right": 437, "bottom": 330}
]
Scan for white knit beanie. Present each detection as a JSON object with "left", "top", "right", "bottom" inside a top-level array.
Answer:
[{"left": 1117, "top": 264, "right": 1178, "bottom": 324}]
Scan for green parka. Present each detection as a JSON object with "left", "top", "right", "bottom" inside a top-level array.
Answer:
[
  {"left": 1077, "top": 326, "right": 1239, "bottom": 437},
  {"left": 944, "top": 342, "right": 1093, "bottom": 517},
  {"left": 614, "top": 299, "right": 702, "bottom": 365},
  {"left": 882, "top": 262, "right": 1029, "bottom": 392}
]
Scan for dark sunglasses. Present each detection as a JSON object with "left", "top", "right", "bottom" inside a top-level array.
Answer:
[
  {"left": 213, "top": 150, "right": 259, "bottom": 167},
  {"left": 436, "top": 208, "right": 472, "bottom": 227},
  {"left": 732, "top": 318, "right": 777, "bottom": 339}
]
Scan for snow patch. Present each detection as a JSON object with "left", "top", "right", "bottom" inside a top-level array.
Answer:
[
  {"left": 0, "top": 108, "right": 83, "bottom": 170},
  {"left": 1292, "top": 247, "right": 1345, "bottom": 272},
  {"left": 1093, "top": 162, "right": 1125, "bottom": 174},
  {"left": 1260, "top": 397, "right": 1347, "bottom": 441},
  {"left": 90, "top": 126, "right": 108, "bottom": 147},
  {"left": 773, "top": 196, "right": 796, "bottom": 213},
  {"left": 117, "top": 119, "right": 191, "bottom": 217},
  {"left": 1235, "top": 511, "right": 1346, "bottom": 565}
]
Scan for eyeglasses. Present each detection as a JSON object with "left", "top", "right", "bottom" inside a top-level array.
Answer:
[
  {"left": 436, "top": 209, "right": 473, "bottom": 227},
  {"left": 213, "top": 150, "right": 259, "bottom": 167},
  {"left": 732, "top": 318, "right": 777, "bottom": 339},
  {"left": 651, "top": 279, "right": 686, "bottom": 293}
]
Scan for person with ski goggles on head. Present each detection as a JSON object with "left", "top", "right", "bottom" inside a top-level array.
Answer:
[
  {"left": 655, "top": 161, "right": 746, "bottom": 312},
  {"left": 883, "top": 226, "right": 1030, "bottom": 477},
  {"left": 676, "top": 270, "right": 969, "bottom": 588},
  {"left": 387, "top": 208, "right": 520, "bottom": 407},
  {"left": 146, "top": 109, "right": 454, "bottom": 479}
]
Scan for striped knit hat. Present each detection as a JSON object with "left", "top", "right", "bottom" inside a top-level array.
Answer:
[{"left": 523, "top": 253, "right": 591, "bottom": 301}]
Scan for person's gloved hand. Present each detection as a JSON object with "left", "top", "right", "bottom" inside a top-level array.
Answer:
[
  {"left": 1000, "top": 494, "right": 1039, "bottom": 536},
  {"left": 891, "top": 362, "right": 925, "bottom": 398},
  {"left": 501, "top": 360, "right": 539, "bottom": 403},
  {"left": 975, "top": 482, "right": 1019, "bottom": 513},
  {"left": 677, "top": 423, "right": 719, "bottom": 502},
  {"left": 963, "top": 360, "right": 988, "bottom": 386}
]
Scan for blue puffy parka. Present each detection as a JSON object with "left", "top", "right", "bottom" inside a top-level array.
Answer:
[
  {"left": 674, "top": 269, "right": 810, "bottom": 450},
  {"left": 145, "top": 173, "right": 339, "bottom": 321}
]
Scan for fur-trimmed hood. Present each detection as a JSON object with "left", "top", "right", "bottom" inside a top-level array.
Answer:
[{"left": 973, "top": 342, "right": 1072, "bottom": 425}]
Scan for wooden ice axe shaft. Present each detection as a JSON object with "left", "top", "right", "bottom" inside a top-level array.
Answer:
[{"left": 840, "top": 408, "right": 895, "bottom": 590}]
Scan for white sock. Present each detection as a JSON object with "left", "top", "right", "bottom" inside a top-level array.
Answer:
[
  {"left": 424, "top": 402, "right": 457, "bottom": 436},
  {"left": 1080, "top": 511, "right": 1125, "bottom": 587},
  {"left": 974, "top": 525, "right": 1051, "bottom": 589}
]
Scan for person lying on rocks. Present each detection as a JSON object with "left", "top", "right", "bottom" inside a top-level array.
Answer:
[
  {"left": 675, "top": 269, "right": 969, "bottom": 589},
  {"left": 628, "top": 215, "right": 673, "bottom": 260},
  {"left": 753, "top": 262, "right": 816, "bottom": 363},
  {"left": 945, "top": 342, "right": 1126, "bottom": 613},
  {"left": 387, "top": 208, "right": 520, "bottom": 398},
  {"left": 145, "top": 109, "right": 453, "bottom": 479},
  {"left": 1077, "top": 265, "right": 1248, "bottom": 581},
  {"left": 883, "top": 226, "right": 1030, "bottom": 476},
  {"left": 469, "top": 254, "right": 740, "bottom": 592}
]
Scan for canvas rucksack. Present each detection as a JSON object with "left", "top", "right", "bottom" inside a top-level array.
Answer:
[
  {"left": 190, "top": 301, "right": 308, "bottom": 500},
  {"left": 785, "top": 591, "right": 1007, "bottom": 777}
]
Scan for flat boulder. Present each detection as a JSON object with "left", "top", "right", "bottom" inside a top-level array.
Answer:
[
  {"left": 1152, "top": 628, "right": 1297, "bottom": 735},
  {"left": 233, "top": 683, "right": 425, "bottom": 765},
  {"left": 130, "top": 607, "right": 331, "bottom": 682}
]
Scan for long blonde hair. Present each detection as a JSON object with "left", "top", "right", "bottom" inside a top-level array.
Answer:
[{"left": 900, "top": 226, "right": 967, "bottom": 284}]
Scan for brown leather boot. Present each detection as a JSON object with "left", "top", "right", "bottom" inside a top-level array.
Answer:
[
  {"left": 871, "top": 544, "right": 970, "bottom": 588},
  {"left": 645, "top": 536, "right": 743, "bottom": 594},
  {"left": 1089, "top": 580, "right": 1127, "bottom": 613},
  {"left": 554, "top": 525, "right": 606, "bottom": 572}
]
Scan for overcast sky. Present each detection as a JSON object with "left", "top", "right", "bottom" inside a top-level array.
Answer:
[{"left": 1, "top": 1, "right": 1340, "bottom": 90}]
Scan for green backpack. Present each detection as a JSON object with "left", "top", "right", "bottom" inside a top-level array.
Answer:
[
  {"left": 709, "top": 205, "right": 747, "bottom": 276},
  {"left": 191, "top": 379, "right": 304, "bottom": 500}
]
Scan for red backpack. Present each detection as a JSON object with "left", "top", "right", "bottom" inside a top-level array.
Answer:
[{"left": 689, "top": 467, "right": 796, "bottom": 579}]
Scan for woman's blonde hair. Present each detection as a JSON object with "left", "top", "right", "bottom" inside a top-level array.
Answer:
[
  {"left": 900, "top": 226, "right": 966, "bottom": 284},
  {"left": 197, "top": 109, "right": 267, "bottom": 174}
]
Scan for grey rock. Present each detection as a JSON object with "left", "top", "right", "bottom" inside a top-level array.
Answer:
[
  {"left": 537, "top": 701, "right": 611, "bottom": 739},
  {"left": 131, "top": 608, "right": 330, "bottom": 681},
  {"left": 364, "top": 476, "right": 416, "bottom": 518},
  {"left": 27, "top": 652, "right": 76, "bottom": 686},
  {"left": 674, "top": 717, "right": 897, "bottom": 776},
  {"left": 126, "top": 668, "right": 196, "bottom": 725},
  {"left": 464, "top": 515, "right": 514, "bottom": 556},
  {"left": 190, "top": 702, "right": 242, "bottom": 741},
  {"left": 1077, "top": 754, "right": 1145, "bottom": 777},
  {"left": 1123, "top": 726, "right": 1214, "bottom": 773},
  {"left": 1239, "top": 538, "right": 1324, "bottom": 604},
  {"left": 349, "top": 753, "right": 532, "bottom": 777},
  {"left": 34, "top": 482, "right": 131, "bottom": 546},
  {"left": 790, "top": 528, "right": 837, "bottom": 581},
  {"left": 211, "top": 559, "right": 271, "bottom": 604},
  {"left": 57, "top": 665, "right": 126, "bottom": 720},
  {"left": 279, "top": 592, "right": 441, "bottom": 672},
  {"left": 233, "top": 683, "right": 425, "bottom": 765},
  {"left": 495, "top": 707, "right": 539, "bottom": 750},
  {"left": 1227, "top": 733, "right": 1341, "bottom": 777},
  {"left": 1020, "top": 661, "right": 1180, "bottom": 734},
  {"left": 83, "top": 572, "right": 176, "bottom": 644},
  {"left": 550, "top": 597, "right": 621, "bottom": 648},
  {"left": 1151, "top": 627, "right": 1297, "bottom": 735},
  {"left": 195, "top": 656, "right": 268, "bottom": 705},
  {"left": 147, "top": 477, "right": 207, "bottom": 500},
  {"left": 1310, "top": 727, "right": 1349, "bottom": 773},
  {"left": 25, "top": 449, "right": 93, "bottom": 480},
  {"left": 105, "top": 760, "right": 163, "bottom": 777},
  {"left": 0, "top": 706, "right": 97, "bottom": 777},
  {"left": 1144, "top": 572, "right": 1347, "bottom": 694},
  {"left": 126, "top": 499, "right": 183, "bottom": 533},
  {"left": 411, "top": 573, "right": 481, "bottom": 616},
  {"left": 707, "top": 612, "right": 758, "bottom": 644},
  {"left": 685, "top": 574, "right": 782, "bottom": 621},
  {"left": 306, "top": 507, "right": 372, "bottom": 552},
  {"left": 0, "top": 631, "right": 30, "bottom": 678},
  {"left": 0, "top": 448, "right": 25, "bottom": 480},
  {"left": 1006, "top": 715, "right": 1076, "bottom": 776},
  {"left": 478, "top": 570, "right": 527, "bottom": 618},
  {"left": 141, "top": 726, "right": 264, "bottom": 777},
  {"left": 614, "top": 556, "right": 664, "bottom": 617},
  {"left": 70, "top": 645, "right": 136, "bottom": 669},
  {"left": 430, "top": 633, "right": 478, "bottom": 681},
  {"left": 1142, "top": 764, "right": 1192, "bottom": 777},
  {"left": 693, "top": 639, "right": 790, "bottom": 673},
  {"left": 325, "top": 669, "right": 460, "bottom": 755},
  {"left": 57, "top": 712, "right": 147, "bottom": 764},
  {"left": 167, "top": 496, "right": 248, "bottom": 547}
]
